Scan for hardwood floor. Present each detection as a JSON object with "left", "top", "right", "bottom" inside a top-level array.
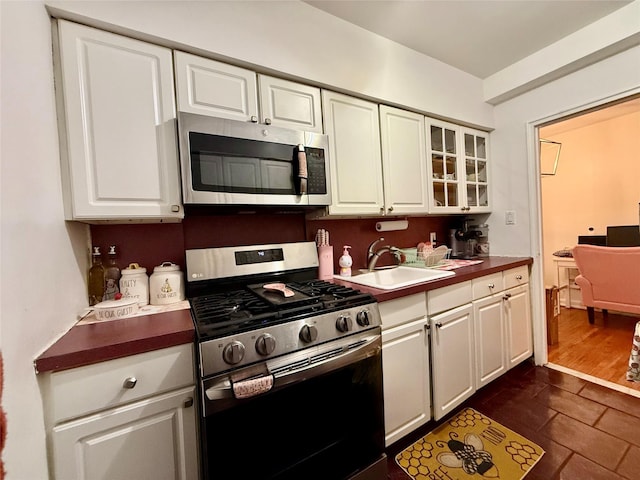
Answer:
[
  {"left": 386, "top": 362, "right": 640, "bottom": 479},
  {"left": 547, "top": 307, "right": 640, "bottom": 393}
]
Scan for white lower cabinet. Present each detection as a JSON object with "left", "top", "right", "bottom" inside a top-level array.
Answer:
[
  {"left": 379, "top": 266, "right": 532, "bottom": 444},
  {"left": 42, "top": 344, "right": 199, "bottom": 480},
  {"left": 430, "top": 303, "right": 475, "bottom": 421},
  {"left": 382, "top": 319, "right": 430, "bottom": 446},
  {"left": 505, "top": 284, "right": 533, "bottom": 368},
  {"left": 379, "top": 294, "right": 430, "bottom": 446},
  {"left": 52, "top": 386, "right": 198, "bottom": 480}
]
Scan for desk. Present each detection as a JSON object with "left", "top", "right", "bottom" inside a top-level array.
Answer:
[{"left": 552, "top": 257, "right": 579, "bottom": 308}]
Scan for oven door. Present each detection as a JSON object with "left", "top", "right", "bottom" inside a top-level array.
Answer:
[
  {"left": 178, "top": 113, "right": 331, "bottom": 206},
  {"left": 199, "top": 333, "right": 385, "bottom": 480}
]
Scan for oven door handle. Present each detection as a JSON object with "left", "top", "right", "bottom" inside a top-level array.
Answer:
[{"left": 204, "top": 334, "right": 381, "bottom": 403}]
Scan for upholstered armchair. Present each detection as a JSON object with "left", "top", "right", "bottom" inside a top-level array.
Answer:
[{"left": 572, "top": 245, "right": 640, "bottom": 324}]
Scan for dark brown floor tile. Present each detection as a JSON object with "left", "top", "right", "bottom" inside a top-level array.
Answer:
[
  {"left": 595, "top": 408, "right": 640, "bottom": 447},
  {"left": 580, "top": 382, "right": 640, "bottom": 419},
  {"left": 511, "top": 425, "right": 572, "bottom": 480},
  {"left": 559, "top": 454, "right": 624, "bottom": 480},
  {"left": 539, "top": 414, "right": 628, "bottom": 471},
  {"left": 616, "top": 445, "right": 640, "bottom": 480},
  {"left": 526, "top": 366, "right": 588, "bottom": 394},
  {"left": 534, "top": 384, "right": 607, "bottom": 425},
  {"left": 478, "top": 394, "right": 557, "bottom": 433}
]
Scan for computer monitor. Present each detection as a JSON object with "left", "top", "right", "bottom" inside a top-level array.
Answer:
[
  {"left": 578, "top": 235, "right": 607, "bottom": 246},
  {"left": 606, "top": 225, "right": 640, "bottom": 247}
]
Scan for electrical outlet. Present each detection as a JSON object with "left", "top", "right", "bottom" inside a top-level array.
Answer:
[
  {"left": 430, "top": 232, "right": 437, "bottom": 244},
  {"left": 505, "top": 210, "right": 516, "bottom": 225}
]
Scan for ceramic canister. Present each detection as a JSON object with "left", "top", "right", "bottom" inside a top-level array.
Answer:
[
  {"left": 119, "top": 263, "right": 149, "bottom": 306},
  {"left": 149, "top": 262, "right": 185, "bottom": 306}
]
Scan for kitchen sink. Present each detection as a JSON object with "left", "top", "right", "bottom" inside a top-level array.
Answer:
[{"left": 335, "top": 266, "right": 455, "bottom": 290}]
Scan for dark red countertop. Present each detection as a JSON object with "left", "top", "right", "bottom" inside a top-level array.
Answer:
[
  {"left": 333, "top": 256, "right": 533, "bottom": 302},
  {"left": 35, "top": 256, "right": 531, "bottom": 374},
  {"left": 34, "top": 308, "right": 195, "bottom": 374}
]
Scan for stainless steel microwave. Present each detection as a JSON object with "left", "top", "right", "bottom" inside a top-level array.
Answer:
[{"left": 178, "top": 113, "right": 331, "bottom": 206}]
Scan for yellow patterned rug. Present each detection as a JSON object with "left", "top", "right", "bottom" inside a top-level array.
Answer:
[{"left": 395, "top": 408, "right": 544, "bottom": 480}]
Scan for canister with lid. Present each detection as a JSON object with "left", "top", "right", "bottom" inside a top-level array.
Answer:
[
  {"left": 149, "top": 262, "right": 185, "bottom": 305},
  {"left": 119, "top": 263, "right": 149, "bottom": 306}
]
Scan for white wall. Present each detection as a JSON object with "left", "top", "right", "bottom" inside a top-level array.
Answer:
[{"left": 0, "top": 1, "right": 90, "bottom": 478}]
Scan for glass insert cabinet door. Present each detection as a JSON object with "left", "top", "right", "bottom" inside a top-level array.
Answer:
[
  {"left": 429, "top": 123, "right": 460, "bottom": 209},
  {"left": 427, "top": 119, "right": 490, "bottom": 213},
  {"left": 464, "top": 131, "right": 489, "bottom": 208}
]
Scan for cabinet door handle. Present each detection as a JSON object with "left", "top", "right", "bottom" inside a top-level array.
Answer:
[
  {"left": 122, "top": 377, "right": 137, "bottom": 389},
  {"left": 264, "top": 118, "right": 272, "bottom": 125},
  {"left": 503, "top": 293, "right": 512, "bottom": 300},
  {"left": 250, "top": 115, "right": 258, "bottom": 123},
  {"left": 183, "top": 397, "right": 194, "bottom": 408},
  {"left": 516, "top": 275, "right": 523, "bottom": 280},
  {"left": 387, "top": 206, "right": 394, "bottom": 213},
  {"left": 488, "top": 283, "right": 495, "bottom": 289},
  {"left": 435, "top": 322, "right": 443, "bottom": 328}
]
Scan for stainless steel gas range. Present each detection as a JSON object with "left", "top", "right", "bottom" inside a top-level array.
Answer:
[{"left": 185, "top": 241, "right": 387, "bottom": 480}]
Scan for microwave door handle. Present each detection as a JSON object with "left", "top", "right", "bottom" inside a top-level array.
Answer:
[{"left": 297, "top": 144, "right": 307, "bottom": 195}]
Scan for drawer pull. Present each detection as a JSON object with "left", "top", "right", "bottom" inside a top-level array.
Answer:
[
  {"left": 435, "top": 322, "right": 443, "bottom": 328},
  {"left": 122, "top": 377, "right": 137, "bottom": 389},
  {"left": 488, "top": 283, "right": 495, "bottom": 289},
  {"left": 183, "top": 397, "right": 194, "bottom": 408},
  {"left": 503, "top": 293, "right": 512, "bottom": 300},
  {"left": 516, "top": 275, "right": 523, "bottom": 280}
]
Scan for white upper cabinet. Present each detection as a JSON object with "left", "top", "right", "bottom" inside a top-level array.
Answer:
[
  {"left": 379, "top": 106, "right": 428, "bottom": 215},
  {"left": 174, "top": 51, "right": 259, "bottom": 122},
  {"left": 55, "top": 20, "right": 182, "bottom": 222},
  {"left": 426, "top": 118, "right": 490, "bottom": 214},
  {"left": 174, "top": 52, "right": 322, "bottom": 132},
  {"left": 322, "top": 91, "right": 385, "bottom": 215},
  {"left": 258, "top": 75, "right": 323, "bottom": 132}
]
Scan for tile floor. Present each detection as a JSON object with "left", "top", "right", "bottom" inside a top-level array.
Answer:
[{"left": 386, "top": 362, "right": 640, "bottom": 480}]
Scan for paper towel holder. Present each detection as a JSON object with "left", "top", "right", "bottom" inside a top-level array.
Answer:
[{"left": 375, "top": 219, "right": 409, "bottom": 232}]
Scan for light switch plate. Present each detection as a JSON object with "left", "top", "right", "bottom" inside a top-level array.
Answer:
[{"left": 505, "top": 210, "right": 516, "bottom": 225}]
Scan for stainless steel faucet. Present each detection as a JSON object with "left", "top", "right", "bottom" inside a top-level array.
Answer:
[{"left": 366, "top": 237, "right": 401, "bottom": 271}]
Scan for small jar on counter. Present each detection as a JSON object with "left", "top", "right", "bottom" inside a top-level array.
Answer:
[
  {"left": 149, "top": 262, "right": 185, "bottom": 306},
  {"left": 119, "top": 263, "right": 149, "bottom": 306}
]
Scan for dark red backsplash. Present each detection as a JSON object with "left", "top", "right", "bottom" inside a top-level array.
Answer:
[{"left": 90, "top": 207, "right": 456, "bottom": 275}]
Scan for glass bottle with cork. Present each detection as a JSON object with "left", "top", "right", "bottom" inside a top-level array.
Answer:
[
  {"left": 88, "top": 246, "right": 105, "bottom": 306},
  {"left": 103, "top": 245, "right": 121, "bottom": 300}
]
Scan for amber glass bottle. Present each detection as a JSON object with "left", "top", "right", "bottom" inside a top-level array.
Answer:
[
  {"left": 88, "top": 247, "right": 105, "bottom": 306},
  {"left": 103, "top": 245, "right": 121, "bottom": 300}
]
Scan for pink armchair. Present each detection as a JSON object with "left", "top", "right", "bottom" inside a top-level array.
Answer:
[{"left": 572, "top": 245, "right": 640, "bottom": 324}]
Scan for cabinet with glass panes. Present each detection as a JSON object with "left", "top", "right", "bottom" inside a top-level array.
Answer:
[{"left": 426, "top": 118, "right": 490, "bottom": 213}]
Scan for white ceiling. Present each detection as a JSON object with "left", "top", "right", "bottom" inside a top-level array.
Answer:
[{"left": 304, "top": 0, "right": 633, "bottom": 79}]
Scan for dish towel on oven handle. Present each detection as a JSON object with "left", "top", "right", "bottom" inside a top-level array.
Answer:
[{"left": 232, "top": 374, "right": 275, "bottom": 399}]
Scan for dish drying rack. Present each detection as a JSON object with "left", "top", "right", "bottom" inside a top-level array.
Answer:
[{"left": 400, "top": 245, "right": 452, "bottom": 268}]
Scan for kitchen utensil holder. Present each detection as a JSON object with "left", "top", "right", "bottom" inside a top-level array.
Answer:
[{"left": 318, "top": 245, "right": 334, "bottom": 280}]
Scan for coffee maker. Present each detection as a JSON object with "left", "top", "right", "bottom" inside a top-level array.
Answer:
[{"left": 449, "top": 220, "right": 489, "bottom": 259}]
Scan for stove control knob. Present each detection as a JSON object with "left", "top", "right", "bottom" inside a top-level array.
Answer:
[
  {"left": 299, "top": 324, "right": 318, "bottom": 343},
  {"left": 335, "top": 315, "right": 353, "bottom": 333},
  {"left": 222, "top": 341, "right": 245, "bottom": 365},
  {"left": 356, "top": 310, "right": 371, "bottom": 327},
  {"left": 255, "top": 334, "right": 276, "bottom": 356}
]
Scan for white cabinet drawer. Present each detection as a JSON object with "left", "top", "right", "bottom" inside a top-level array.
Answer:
[
  {"left": 427, "top": 281, "right": 472, "bottom": 315},
  {"left": 379, "top": 293, "right": 427, "bottom": 329},
  {"left": 472, "top": 272, "right": 504, "bottom": 300},
  {"left": 47, "top": 344, "right": 194, "bottom": 423},
  {"left": 504, "top": 265, "right": 529, "bottom": 290}
]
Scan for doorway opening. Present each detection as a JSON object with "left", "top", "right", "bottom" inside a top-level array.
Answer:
[{"left": 536, "top": 94, "right": 640, "bottom": 396}]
